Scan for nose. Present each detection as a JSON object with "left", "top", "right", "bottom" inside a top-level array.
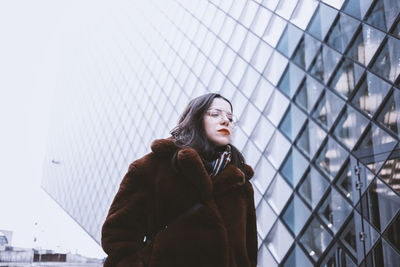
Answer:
[{"left": 219, "top": 115, "right": 230, "bottom": 125}]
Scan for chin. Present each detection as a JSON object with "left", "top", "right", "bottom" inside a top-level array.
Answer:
[{"left": 212, "top": 138, "right": 231, "bottom": 147}]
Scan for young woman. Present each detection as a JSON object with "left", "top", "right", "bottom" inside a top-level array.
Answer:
[{"left": 101, "top": 93, "right": 258, "bottom": 267}]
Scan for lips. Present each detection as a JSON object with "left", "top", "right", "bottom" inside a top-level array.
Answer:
[{"left": 218, "top": 129, "right": 230, "bottom": 135}]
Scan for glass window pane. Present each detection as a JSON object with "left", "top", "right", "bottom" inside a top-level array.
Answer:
[
  {"left": 315, "top": 137, "right": 348, "bottom": 180},
  {"left": 363, "top": 238, "right": 400, "bottom": 266},
  {"left": 277, "top": 24, "right": 303, "bottom": 59},
  {"left": 365, "top": 0, "right": 400, "bottom": 32},
  {"left": 264, "top": 51, "right": 289, "bottom": 86},
  {"left": 326, "top": 12, "right": 359, "bottom": 53},
  {"left": 242, "top": 140, "right": 262, "bottom": 169},
  {"left": 262, "top": 15, "right": 287, "bottom": 48},
  {"left": 340, "top": 213, "right": 365, "bottom": 261},
  {"left": 351, "top": 71, "right": 391, "bottom": 118},
  {"left": 318, "top": 188, "right": 353, "bottom": 233},
  {"left": 296, "top": 119, "right": 326, "bottom": 159},
  {"left": 253, "top": 156, "right": 276, "bottom": 193},
  {"left": 333, "top": 105, "right": 369, "bottom": 150},
  {"left": 312, "top": 89, "right": 345, "bottom": 131},
  {"left": 282, "top": 244, "right": 313, "bottom": 267},
  {"left": 275, "top": 0, "right": 298, "bottom": 19},
  {"left": 320, "top": 242, "right": 357, "bottom": 267},
  {"left": 251, "top": 41, "right": 273, "bottom": 73},
  {"left": 356, "top": 177, "right": 400, "bottom": 232},
  {"left": 280, "top": 148, "right": 309, "bottom": 188},
  {"left": 266, "top": 220, "right": 294, "bottom": 262},
  {"left": 265, "top": 174, "right": 292, "bottom": 214},
  {"left": 239, "top": 65, "right": 260, "bottom": 98},
  {"left": 354, "top": 123, "right": 397, "bottom": 174},
  {"left": 306, "top": 3, "right": 338, "bottom": 41},
  {"left": 256, "top": 198, "right": 277, "bottom": 239},
  {"left": 239, "top": 1, "right": 259, "bottom": 28},
  {"left": 298, "top": 167, "right": 330, "bottom": 209},
  {"left": 228, "top": 56, "right": 247, "bottom": 87},
  {"left": 262, "top": 0, "right": 279, "bottom": 11},
  {"left": 309, "top": 45, "right": 342, "bottom": 83},
  {"left": 251, "top": 77, "right": 274, "bottom": 111},
  {"left": 371, "top": 36, "right": 400, "bottom": 83},
  {"left": 251, "top": 115, "right": 274, "bottom": 152},
  {"left": 282, "top": 193, "right": 311, "bottom": 235},
  {"left": 300, "top": 217, "right": 333, "bottom": 262},
  {"left": 382, "top": 212, "right": 400, "bottom": 253},
  {"left": 279, "top": 104, "right": 307, "bottom": 142},
  {"left": 264, "top": 89, "right": 290, "bottom": 127},
  {"left": 258, "top": 244, "right": 278, "bottom": 267},
  {"left": 251, "top": 7, "right": 273, "bottom": 37},
  {"left": 335, "top": 160, "right": 359, "bottom": 204},
  {"left": 239, "top": 31, "right": 259, "bottom": 62},
  {"left": 378, "top": 144, "right": 400, "bottom": 194},
  {"left": 278, "top": 63, "right": 305, "bottom": 99},
  {"left": 291, "top": 0, "right": 319, "bottom": 30},
  {"left": 377, "top": 89, "right": 400, "bottom": 138},
  {"left": 265, "top": 130, "right": 291, "bottom": 169},
  {"left": 294, "top": 75, "right": 324, "bottom": 114},
  {"left": 392, "top": 17, "right": 400, "bottom": 38},
  {"left": 347, "top": 24, "right": 386, "bottom": 67},
  {"left": 342, "top": 0, "right": 373, "bottom": 19},
  {"left": 329, "top": 58, "right": 364, "bottom": 99}
]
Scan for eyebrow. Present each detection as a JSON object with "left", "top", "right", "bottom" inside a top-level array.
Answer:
[{"left": 210, "top": 108, "right": 233, "bottom": 115}]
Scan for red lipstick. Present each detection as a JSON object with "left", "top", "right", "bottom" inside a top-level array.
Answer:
[{"left": 218, "top": 129, "right": 230, "bottom": 135}]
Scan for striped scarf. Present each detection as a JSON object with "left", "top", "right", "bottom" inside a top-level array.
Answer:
[{"left": 209, "top": 145, "right": 232, "bottom": 177}]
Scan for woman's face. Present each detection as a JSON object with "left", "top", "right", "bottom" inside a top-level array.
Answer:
[{"left": 203, "top": 98, "right": 234, "bottom": 147}]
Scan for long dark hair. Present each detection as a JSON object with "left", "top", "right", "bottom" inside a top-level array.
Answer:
[{"left": 170, "top": 93, "right": 246, "bottom": 173}]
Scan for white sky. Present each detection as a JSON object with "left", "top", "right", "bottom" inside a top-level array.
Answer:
[{"left": 0, "top": 0, "right": 106, "bottom": 259}]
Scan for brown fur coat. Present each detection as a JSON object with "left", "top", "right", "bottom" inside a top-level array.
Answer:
[{"left": 101, "top": 138, "right": 258, "bottom": 267}]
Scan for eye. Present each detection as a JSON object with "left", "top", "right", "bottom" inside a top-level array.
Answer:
[{"left": 209, "top": 111, "right": 220, "bottom": 117}]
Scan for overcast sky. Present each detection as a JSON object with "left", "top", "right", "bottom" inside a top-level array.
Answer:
[{"left": 0, "top": 0, "right": 106, "bottom": 259}]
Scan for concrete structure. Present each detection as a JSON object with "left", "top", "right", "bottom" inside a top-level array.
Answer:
[{"left": 42, "top": 0, "right": 400, "bottom": 266}]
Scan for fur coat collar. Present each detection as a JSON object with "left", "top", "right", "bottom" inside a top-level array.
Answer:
[{"left": 150, "top": 138, "right": 254, "bottom": 201}]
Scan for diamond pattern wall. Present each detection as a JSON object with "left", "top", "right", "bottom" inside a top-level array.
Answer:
[{"left": 42, "top": 0, "right": 400, "bottom": 265}]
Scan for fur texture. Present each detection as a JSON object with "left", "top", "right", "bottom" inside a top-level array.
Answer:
[{"left": 102, "top": 138, "right": 258, "bottom": 267}]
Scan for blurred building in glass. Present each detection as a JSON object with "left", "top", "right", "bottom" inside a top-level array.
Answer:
[{"left": 42, "top": 0, "right": 400, "bottom": 265}]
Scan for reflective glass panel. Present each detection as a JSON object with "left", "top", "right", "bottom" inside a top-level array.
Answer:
[
  {"left": 347, "top": 26, "right": 385, "bottom": 66},
  {"left": 336, "top": 160, "right": 358, "bottom": 203},
  {"left": 282, "top": 193, "right": 311, "bottom": 235},
  {"left": 393, "top": 18, "right": 400, "bottom": 38},
  {"left": 298, "top": 167, "right": 330, "bottom": 209},
  {"left": 365, "top": 0, "right": 400, "bottom": 32},
  {"left": 251, "top": 77, "right": 274, "bottom": 112},
  {"left": 354, "top": 123, "right": 397, "bottom": 173},
  {"left": 277, "top": 24, "right": 303, "bottom": 59},
  {"left": 296, "top": 119, "right": 326, "bottom": 159},
  {"left": 277, "top": 63, "right": 305, "bottom": 99},
  {"left": 266, "top": 220, "right": 294, "bottom": 262},
  {"left": 280, "top": 148, "right": 309, "bottom": 188},
  {"left": 264, "top": 51, "right": 289, "bottom": 86},
  {"left": 315, "top": 137, "right": 348, "bottom": 180},
  {"left": 264, "top": 89, "right": 290, "bottom": 127},
  {"left": 251, "top": 41, "right": 273, "bottom": 73},
  {"left": 340, "top": 213, "right": 364, "bottom": 260},
  {"left": 342, "top": 0, "right": 373, "bottom": 19},
  {"left": 265, "top": 174, "right": 292, "bottom": 215},
  {"left": 307, "top": 3, "right": 338, "bottom": 41},
  {"left": 251, "top": 115, "right": 274, "bottom": 152},
  {"left": 333, "top": 105, "right": 369, "bottom": 150},
  {"left": 290, "top": 0, "right": 319, "bottom": 30},
  {"left": 326, "top": 12, "right": 359, "bottom": 53},
  {"left": 300, "top": 217, "right": 333, "bottom": 262},
  {"left": 263, "top": 15, "right": 287, "bottom": 48},
  {"left": 310, "top": 45, "right": 342, "bottom": 83},
  {"left": 312, "top": 89, "right": 345, "bottom": 131},
  {"left": 275, "top": 0, "right": 297, "bottom": 20},
  {"left": 377, "top": 89, "right": 400, "bottom": 138},
  {"left": 378, "top": 145, "right": 400, "bottom": 194},
  {"left": 320, "top": 242, "right": 357, "bottom": 267},
  {"left": 253, "top": 156, "right": 275, "bottom": 193},
  {"left": 371, "top": 36, "right": 400, "bottom": 83},
  {"left": 282, "top": 244, "right": 313, "bottom": 267},
  {"left": 258, "top": 244, "right": 278, "bottom": 267},
  {"left": 265, "top": 130, "right": 291, "bottom": 169},
  {"left": 256, "top": 198, "right": 277, "bottom": 239},
  {"left": 351, "top": 71, "right": 391, "bottom": 117},
  {"left": 279, "top": 104, "right": 307, "bottom": 142},
  {"left": 362, "top": 239, "right": 400, "bottom": 267},
  {"left": 294, "top": 75, "right": 324, "bottom": 114},
  {"left": 383, "top": 212, "right": 400, "bottom": 253},
  {"left": 318, "top": 188, "right": 353, "bottom": 233},
  {"left": 356, "top": 177, "right": 400, "bottom": 232},
  {"left": 329, "top": 58, "right": 364, "bottom": 99},
  {"left": 251, "top": 7, "right": 272, "bottom": 37}
]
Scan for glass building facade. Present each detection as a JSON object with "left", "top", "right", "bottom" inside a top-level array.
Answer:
[{"left": 42, "top": 0, "right": 400, "bottom": 265}]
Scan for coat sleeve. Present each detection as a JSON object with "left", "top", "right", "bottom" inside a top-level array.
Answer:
[
  {"left": 101, "top": 163, "right": 149, "bottom": 267},
  {"left": 246, "top": 182, "right": 258, "bottom": 267}
]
